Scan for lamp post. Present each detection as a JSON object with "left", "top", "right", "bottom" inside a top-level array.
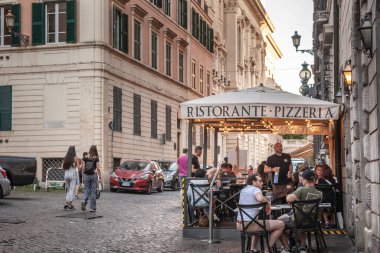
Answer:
[
  {"left": 291, "top": 31, "right": 315, "bottom": 55},
  {"left": 4, "top": 10, "right": 29, "bottom": 47},
  {"left": 298, "top": 62, "right": 313, "bottom": 97},
  {"left": 358, "top": 12, "right": 373, "bottom": 57}
]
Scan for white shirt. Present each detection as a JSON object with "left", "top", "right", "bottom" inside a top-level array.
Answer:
[{"left": 237, "top": 185, "right": 262, "bottom": 221}]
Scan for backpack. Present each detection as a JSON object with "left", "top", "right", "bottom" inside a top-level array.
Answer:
[{"left": 84, "top": 158, "right": 96, "bottom": 175}]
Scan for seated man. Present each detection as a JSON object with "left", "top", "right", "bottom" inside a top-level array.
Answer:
[
  {"left": 278, "top": 170, "right": 323, "bottom": 253},
  {"left": 237, "top": 174, "right": 285, "bottom": 253}
]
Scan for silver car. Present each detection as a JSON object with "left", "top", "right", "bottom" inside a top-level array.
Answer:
[{"left": 0, "top": 165, "right": 11, "bottom": 198}]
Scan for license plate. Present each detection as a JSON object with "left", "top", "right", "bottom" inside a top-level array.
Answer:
[{"left": 122, "top": 182, "right": 131, "bottom": 187}]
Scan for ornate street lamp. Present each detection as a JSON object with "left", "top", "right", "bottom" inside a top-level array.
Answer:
[
  {"left": 291, "top": 31, "right": 314, "bottom": 55},
  {"left": 299, "top": 62, "right": 313, "bottom": 96},
  {"left": 342, "top": 61, "right": 352, "bottom": 87},
  {"left": 358, "top": 12, "right": 373, "bottom": 57},
  {"left": 4, "top": 10, "right": 29, "bottom": 47}
]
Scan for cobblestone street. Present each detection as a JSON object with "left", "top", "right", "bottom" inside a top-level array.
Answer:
[
  {"left": 0, "top": 190, "right": 241, "bottom": 253},
  {"left": 0, "top": 189, "right": 357, "bottom": 253}
]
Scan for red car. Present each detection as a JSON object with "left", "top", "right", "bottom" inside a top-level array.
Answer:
[{"left": 110, "top": 160, "right": 164, "bottom": 194}]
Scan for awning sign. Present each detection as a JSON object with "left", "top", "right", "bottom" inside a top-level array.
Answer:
[{"left": 181, "top": 104, "right": 339, "bottom": 120}]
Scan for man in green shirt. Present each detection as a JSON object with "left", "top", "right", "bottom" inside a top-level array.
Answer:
[{"left": 278, "top": 170, "right": 322, "bottom": 253}]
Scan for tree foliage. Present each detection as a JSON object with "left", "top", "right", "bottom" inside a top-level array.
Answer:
[{"left": 282, "top": 134, "right": 307, "bottom": 139}]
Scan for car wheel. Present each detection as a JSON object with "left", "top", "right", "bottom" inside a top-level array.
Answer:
[
  {"left": 0, "top": 186, "right": 3, "bottom": 198},
  {"left": 157, "top": 180, "right": 163, "bottom": 192},
  {"left": 146, "top": 182, "right": 152, "bottom": 195},
  {"left": 172, "top": 180, "right": 179, "bottom": 191},
  {"left": 110, "top": 188, "right": 117, "bottom": 192}
]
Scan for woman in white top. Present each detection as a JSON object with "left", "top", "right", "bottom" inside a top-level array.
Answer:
[
  {"left": 62, "top": 146, "right": 81, "bottom": 210},
  {"left": 237, "top": 174, "right": 286, "bottom": 253}
]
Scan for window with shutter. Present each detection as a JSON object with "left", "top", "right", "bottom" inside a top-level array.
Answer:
[
  {"left": 165, "top": 105, "right": 171, "bottom": 141},
  {"left": 151, "top": 100, "right": 157, "bottom": 139},
  {"left": 151, "top": 0, "right": 162, "bottom": 8},
  {"left": 32, "top": 3, "right": 45, "bottom": 45},
  {"left": 113, "top": 87, "right": 122, "bottom": 132},
  {"left": 164, "top": 0, "right": 171, "bottom": 16},
  {"left": 177, "top": 0, "right": 187, "bottom": 28},
  {"left": 151, "top": 32, "right": 157, "bottom": 69},
  {"left": 0, "top": 86, "right": 12, "bottom": 131},
  {"left": 179, "top": 51, "right": 184, "bottom": 83},
  {"left": 46, "top": 2, "right": 67, "bottom": 43},
  {"left": 32, "top": 0, "right": 76, "bottom": 45},
  {"left": 134, "top": 21, "right": 141, "bottom": 61},
  {"left": 192, "top": 125, "right": 196, "bottom": 145},
  {"left": 133, "top": 94, "right": 141, "bottom": 135},
  {"left": 113, "top": 7, "right": 128, "bottom": 53},
  {"left": 199, "top": 65, "right": 204, "bottom": 94},
  {"left": 166, "top": 43, "right": 172, "bottom": 76}
]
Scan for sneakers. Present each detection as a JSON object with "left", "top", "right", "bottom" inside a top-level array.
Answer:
[
  {"left": 89, "top": 209, "right": 96, "bottom": 212},
  {"left": 280, "top": 247, "right": 290, "bottom": 253},
  {"left": 66, "top": 204, "right": 75, "bottom": 211},
  {"left": 64, "top": 204, "right": 68, "bottom": 210},
  {"left": 325, "top": 222, "right": 330, "bottom": 229},
  {"left": 81, "top": 202, "right": 86, "bottom": 211},
  {"left": 299, "top": 246, "right": 307, "bottom": 253}
]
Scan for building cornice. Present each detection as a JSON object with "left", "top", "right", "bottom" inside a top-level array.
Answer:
[
  {"left": 148, "top": 17, "right": 164, "bottom": 30},
  {"left": 163, "top": 28, "right": 177, "bottom": 40},
  {"left": 131, "top": 4, "right": 148, "bottom": 19}
]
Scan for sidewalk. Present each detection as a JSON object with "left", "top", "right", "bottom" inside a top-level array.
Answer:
[{"left": 168, "top": 231, "right": 356, "bottom": 253}]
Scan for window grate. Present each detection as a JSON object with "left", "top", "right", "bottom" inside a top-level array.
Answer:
[{"left": 42, "top": 158, "right": 63, "bottom": 182}]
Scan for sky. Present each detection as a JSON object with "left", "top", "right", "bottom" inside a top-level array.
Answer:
[{"left": 262, "top": 0, "right": 314, "bottom": 94}]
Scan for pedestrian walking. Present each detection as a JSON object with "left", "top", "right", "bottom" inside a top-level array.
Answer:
[
  {"left": 81, "top": 145, "right": 102, "bottom": 212},
  {"left": 62, "top": 146, "right": 81, "bottom": 210},
  {"left": 177, "top": 148, "right": 188, "bottom": 188}
]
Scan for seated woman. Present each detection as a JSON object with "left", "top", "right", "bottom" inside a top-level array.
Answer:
[
  {"left": 317, "top": 164, "right": 336, "bottom": 228},
  {"left": 237, "top": 174, "right": 285, "bottom": 253}
]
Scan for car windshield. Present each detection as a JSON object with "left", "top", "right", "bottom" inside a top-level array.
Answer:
[
  {"left": 165, "top": 162, "right": 177, "bottom": 172},
  {"left": 120, "top": 161, "right": 149, "bottom": 171}
]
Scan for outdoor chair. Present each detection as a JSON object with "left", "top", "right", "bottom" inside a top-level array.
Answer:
[
  {"left": 187, "top": 181, "right": 211, "bottom": 227},
  {"left": 236, "top": 202, "right": 271, "bottom": 253},
  {"left": 290, "top": 198, "right": 326, "bottom": 253},
  {"left": 315, "top": 184, "right": 337, "bottom": 227}
]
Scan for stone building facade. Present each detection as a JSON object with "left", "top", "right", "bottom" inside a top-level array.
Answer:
[
  {"left": 220, "top": 0, "right": 282, "bottom": 168},
  {"left": 313, "top": 0, "right": 380, "bottom": 251},
  {"left": 0, "top": 0, "right": 216, "bottom": 188}
]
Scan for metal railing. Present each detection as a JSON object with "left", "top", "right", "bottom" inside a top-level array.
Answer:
[{"left": 42, "top": 167, "right": 65, "bottom": 191}]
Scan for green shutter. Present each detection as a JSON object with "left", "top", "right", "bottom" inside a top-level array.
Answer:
[
  {"left": 210, "top": 28, "right": 214, "bottom": 53},
  {"left": 183, "top": 0, "right": 187, "bottom": 29},
  {"left": 0, "top": 86, "right": 12, "bottom": 131},
  {"left": 66, "top": 0, "right": 77, "bottom": 43},
  {"left": 11, "top": 4, "right": 21, "bottom": 46},
  {"left": 113, "top": 6, "right": 117, "bottom": 48},
  {"left": 121, "top": 14, "right": 128, "bottom": 53},
  {"left": 32, "top": 3, "right": 45, "bottom": 45}
]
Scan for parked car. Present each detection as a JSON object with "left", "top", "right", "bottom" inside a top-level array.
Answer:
[
  {"left": 0, "top": 156, "right": 37, "bottom": 186},
  {"left": 162, "top": 162, "right": 179, "bottom": 191},
  {"left": 110, "top": 160, "right": 164, "bottom": 194},
  {"left": 0, "top": 165, "right": 11, "bottom": 198}
]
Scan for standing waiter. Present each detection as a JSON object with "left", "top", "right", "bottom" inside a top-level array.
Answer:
[{"left": 264, "top": 142, "right": 293, "bottom": 204}]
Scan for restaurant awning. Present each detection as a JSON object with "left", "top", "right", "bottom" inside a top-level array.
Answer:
[
  {"left": 180, "top": 85, "right": 340, "bottom": 135},
  {"left": 289, "top": 143, "right": 315, "bottom": 161}
]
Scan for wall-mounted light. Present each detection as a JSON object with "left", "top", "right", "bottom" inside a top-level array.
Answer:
[
  {"left": 342, "top": 60, "right": 352, "bottom": 87},
  {"left": 4, "top": 10, "right": 29, "bottom": 47},
  {"left": 358, "top": 12, "right": 372, "bottom": 57},
  {"left": 291, "top": 31, "right": 314, "bottom": 55}
]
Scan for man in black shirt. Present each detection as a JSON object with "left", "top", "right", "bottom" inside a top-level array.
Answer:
[
  {"left": 191, "top": 145, "right": 204, "bottom": 177},
  {"left": 264, "top": 142, "right": 293, "bottom": 204}
]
